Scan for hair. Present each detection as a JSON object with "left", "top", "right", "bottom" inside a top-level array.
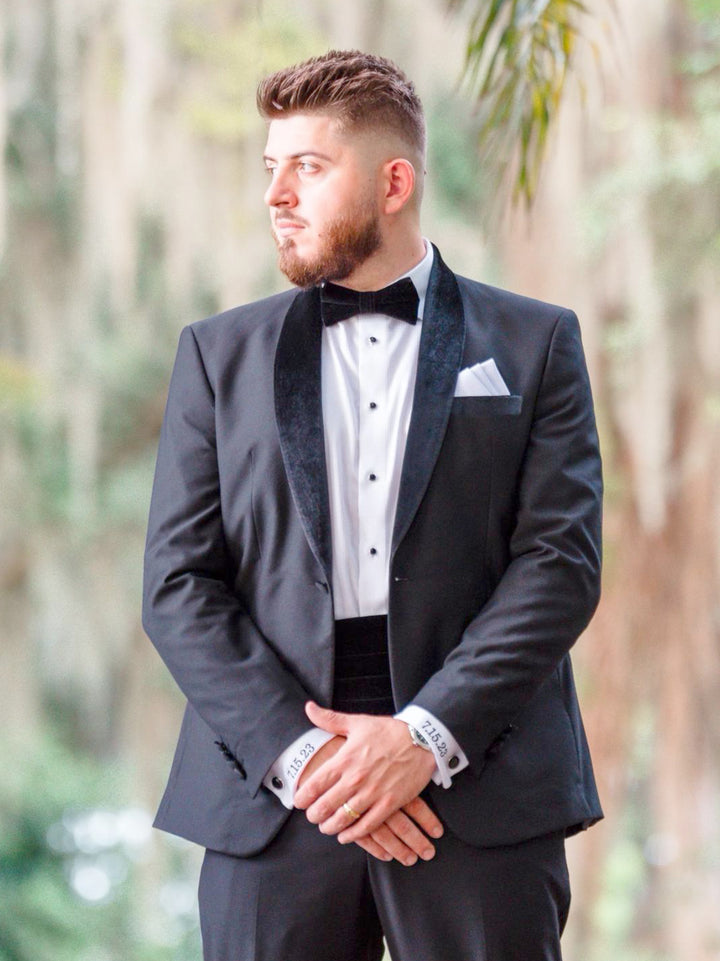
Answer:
[{"left": 256, "top": 50, "right": 426, "bottom": 161}]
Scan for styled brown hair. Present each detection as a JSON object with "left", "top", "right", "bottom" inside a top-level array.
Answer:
[{"left": 256, "top": 50, "right": 426, "bottom": 160}]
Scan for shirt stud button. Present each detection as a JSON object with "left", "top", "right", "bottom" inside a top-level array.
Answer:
[
  {"left": 271, "top": 776, "right": 283, "bottom": 790},
  {"left": 448, "top": 756, "right": 459, "bottom": 770},
  {"left": 369, "top": 473, "right": 377, "bottom": 481},
  {"left": 369, "top": 547, "right": 378, "bottom": 556},
  {"left": 369, "top": 402, "right": 377, "bottom": 409},
  {"left": 369, "top": 336, "right": 378, "bottom": 344}
]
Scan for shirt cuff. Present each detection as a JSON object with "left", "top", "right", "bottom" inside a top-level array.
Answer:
[
  {"left": 394, "top": 704, "right": 469, "bottom": 789},
  {"left": 262, "top": 727, "right": 335, "bottom": 809}
]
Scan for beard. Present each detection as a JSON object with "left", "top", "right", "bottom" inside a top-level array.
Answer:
[{"left": 272, "top": 204, "right": 382, "bottom": 288}]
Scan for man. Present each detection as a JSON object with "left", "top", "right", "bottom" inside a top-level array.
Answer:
[{"left": 143, "top": 50, "right": 603, "bottom": 961}]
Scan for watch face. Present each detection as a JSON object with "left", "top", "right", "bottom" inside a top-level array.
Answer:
[{"left": 409, "top": 725, "right": 431, "bottom": 749}]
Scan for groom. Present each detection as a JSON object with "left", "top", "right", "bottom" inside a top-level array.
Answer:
[{"left": 143, "top": 49, "right": 603, "bottom": 961}]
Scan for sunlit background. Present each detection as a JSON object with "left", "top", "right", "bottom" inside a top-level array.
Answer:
[{"left": 1, "top": 1, "right": 719, "bottom": 959}]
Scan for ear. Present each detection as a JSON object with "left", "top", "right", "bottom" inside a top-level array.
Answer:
[{"left": 381, "top": 158, "right": 417, "bottom": 214}]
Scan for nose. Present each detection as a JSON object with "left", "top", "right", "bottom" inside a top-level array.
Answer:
[{"left": 264, "top": 170, "right": 296, "bottom": 208}]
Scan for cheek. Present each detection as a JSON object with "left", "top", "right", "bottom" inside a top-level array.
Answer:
[{"left": 310, "top": 211, "right": 335, "bottom": 240}]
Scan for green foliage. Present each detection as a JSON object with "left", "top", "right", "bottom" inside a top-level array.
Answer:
[
  {"left": 586, "top": 707, "right": 677, "bottom": 961},
  {"left": 0, "top": 736, "right": 201, "bottom": 961},
  {"left": 581, "top": 6, "right": 720, "bottom": 329},
  {"left": 12, "top": 404, "right": 73, "bottom": 522},
  {"left": 4, "top": 28, "right": 81, "bottom": 251},
  {"left": 447, "top": 0, "right": 599, "bottom": 209},
  {"left": 427, "top": 94, "right": 488, "bottom": 218},
  {"left": 172, "top": 0, "right": 326, "bottom": 143},
  {"left": 0, "top": 737, "right": 111, "bottom": 961},
  {"left": 135, "top": 215, "right": 168, "bottom": 307},
  {"left": 94, "top": 335, "right": 172, "bottom": 465},
  {"left": 687, "top": 0, "right": 720, "bottom": 20},
  {"left": 0, "top": 356, "right": 39, "bottom": 415}
]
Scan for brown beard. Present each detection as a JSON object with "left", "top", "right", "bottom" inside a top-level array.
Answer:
[{"left": 273, "top": 206, "right": 382, "bottom": 288}]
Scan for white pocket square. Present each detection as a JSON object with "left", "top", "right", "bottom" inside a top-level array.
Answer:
[{"left": 454, "top": 359, "right": 510, "bottom": 397}]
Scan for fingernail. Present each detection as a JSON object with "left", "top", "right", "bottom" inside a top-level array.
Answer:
[
  {"left": 431, "top": 826, "right": 443, "bottom": 838},
  {"left": 421, "top": 848, "right": 435, "bottom": 860},
  {"left": 404, "top": 855, "right": 418, "bottom": 867}
]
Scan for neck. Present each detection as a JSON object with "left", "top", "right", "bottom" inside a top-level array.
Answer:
[{"left": 338, "top": 228, "right": 426, "bottom": 291}]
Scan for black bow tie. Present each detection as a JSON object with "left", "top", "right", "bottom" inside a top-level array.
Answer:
[{"left": 319, "top": 278, "right": 419, "bottom": 326}]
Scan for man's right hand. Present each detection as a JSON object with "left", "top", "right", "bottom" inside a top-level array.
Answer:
[{"left": 296, "top": 736, "right": 443, "bottom": 866}]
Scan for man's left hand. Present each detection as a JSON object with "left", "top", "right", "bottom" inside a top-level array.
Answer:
[{"left": 293, "top": 701, "right": 437, "bottom": 844}]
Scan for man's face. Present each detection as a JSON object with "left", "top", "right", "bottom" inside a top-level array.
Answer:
[{"left": 263, "top": 113, "right": 383, "bottom": 287}]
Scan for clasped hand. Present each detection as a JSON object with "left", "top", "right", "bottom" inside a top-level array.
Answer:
[{"left": 293, "top": 701, "right": 442, "bottom": 866}]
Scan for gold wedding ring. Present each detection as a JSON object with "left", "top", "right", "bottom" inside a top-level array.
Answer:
[{"left": 342, "top": 801, "right": 361, "bottom": 820}]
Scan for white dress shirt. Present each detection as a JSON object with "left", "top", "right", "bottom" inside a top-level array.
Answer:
[{"left": 265, "top": 242, "right": 469, "bottom": 807}]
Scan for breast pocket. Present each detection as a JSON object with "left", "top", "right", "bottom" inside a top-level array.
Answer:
[{"left": 451, "top": 394, "right": 523, "bottom": 417}]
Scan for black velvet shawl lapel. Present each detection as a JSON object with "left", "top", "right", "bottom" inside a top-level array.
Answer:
[
  {"left": 274, "top": 286, "right": 332, "bottom": 582},
  {"left": 391, "top": 245, "right": 466, "bottom": 555}
]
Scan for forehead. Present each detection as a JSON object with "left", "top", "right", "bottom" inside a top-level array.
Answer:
[{"left": 263, "top": 112, "right": 348, "bottom": 158}]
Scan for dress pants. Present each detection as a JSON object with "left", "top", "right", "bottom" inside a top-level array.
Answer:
[{"left": 198, "top": 807, "right": 571, "bottom": 961}]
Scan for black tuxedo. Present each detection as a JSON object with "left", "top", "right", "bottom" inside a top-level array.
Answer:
[{"left": 143, "top": 246, "right": 603, "bottom": 862}]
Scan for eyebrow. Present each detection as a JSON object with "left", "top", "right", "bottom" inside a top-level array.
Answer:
[{"left": 263, "top": 151, "right": 335, "bottom": 164}]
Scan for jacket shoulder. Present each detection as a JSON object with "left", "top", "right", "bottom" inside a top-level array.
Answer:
[
  {"left": 455, "top": 274, "right": 574, "bottom": 327},
  {"left": 188, "top": 287, "right": 299, "bottom": 350}
]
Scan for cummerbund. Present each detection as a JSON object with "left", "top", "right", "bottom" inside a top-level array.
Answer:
[{"left": 332, "top": 615, "right": 394, "bottom": 715}]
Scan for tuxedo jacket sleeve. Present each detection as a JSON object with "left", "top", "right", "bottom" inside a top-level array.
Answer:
[
  {"left": 142, "top": 302, "right": 316, "bottom": 797},
  {"left": 394, "top": 285, "right": 602, "bottom": 841},
  {"left": 407, "top": 297, "right": 599, "bottom": 752}
]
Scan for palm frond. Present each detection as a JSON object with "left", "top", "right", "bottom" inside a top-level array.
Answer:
[{"left": 447, "top": 0, "right": 595, "bottom": 208}]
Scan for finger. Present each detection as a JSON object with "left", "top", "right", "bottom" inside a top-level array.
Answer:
[
  {"left": 335, "top": 763, "right": 437, "bottom": 842},
  {"left": 311, "top": 793, "right": 369, "bottom": 832},
  {"left": 351, "top": 810, "right": 435, "bottom": 861},
  {"left": 336, "top": 796, "right": 398, "bottom": 842},
  {"left": 384, "top": 810, "right": 436, "bottom": 860},
  {"left": 302, "top": 766, "right": 371, "bottom": 825},
  {"left": 304, "top": 701, "right": 351, "bottom": 736},
  {"left": 352, "top": 835, "right": 392, "bottom": 862},
  {"left": 293, "top": 761, "right": 344, "bottom": 810},
  {"left": 402, "top": 796, "right": 444, "bottom": 840},
  {"left": 294, "top": 736, "right": 345, "bottom": 792},
  {"left": 367, "top": 822, "right": 419, "bottom": 867}
]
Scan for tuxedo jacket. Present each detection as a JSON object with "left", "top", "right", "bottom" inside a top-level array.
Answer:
[{"left": 142, "top": 246, "right": 603, "bottom": 857}]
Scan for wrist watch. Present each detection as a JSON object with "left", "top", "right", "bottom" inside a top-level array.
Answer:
[{"left": 406, "top": 723, "right": 433, "bottom": 752}]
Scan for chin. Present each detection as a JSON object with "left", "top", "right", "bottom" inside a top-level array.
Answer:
[{"left": 277, "top": 252, "right": 325, "bottom": 288}]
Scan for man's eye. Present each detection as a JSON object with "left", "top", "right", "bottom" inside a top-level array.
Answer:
[
  {"left": 264, "top": 165, "right": 277, "bottom": 176},
  {"left": 299, "top": 162, "right": 317, "bottom": 173}
]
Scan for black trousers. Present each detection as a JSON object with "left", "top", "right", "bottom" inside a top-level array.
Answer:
[{"left": 198, "top": 808, "right": 570, "bottom": 961}]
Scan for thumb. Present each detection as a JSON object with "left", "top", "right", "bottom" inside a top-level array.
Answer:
[{"left": 305, "top": 700, "right": 349, "bottom": 735}]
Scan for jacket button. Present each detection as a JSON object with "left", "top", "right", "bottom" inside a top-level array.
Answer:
[
  {"left": 448, "top": 756, "right": 459, "bottom": 770},
  {"left": 271, "top": 776, "right": 283, "bottom": 790}
]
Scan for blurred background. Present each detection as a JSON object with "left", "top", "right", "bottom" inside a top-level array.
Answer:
[{"left": 1, "top": 0, "right": 719, "bottom": 959}]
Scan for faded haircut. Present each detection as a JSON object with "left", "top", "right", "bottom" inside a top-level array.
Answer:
[{"left": 256, "top": 50, "right": 426, "bottom": 161}]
